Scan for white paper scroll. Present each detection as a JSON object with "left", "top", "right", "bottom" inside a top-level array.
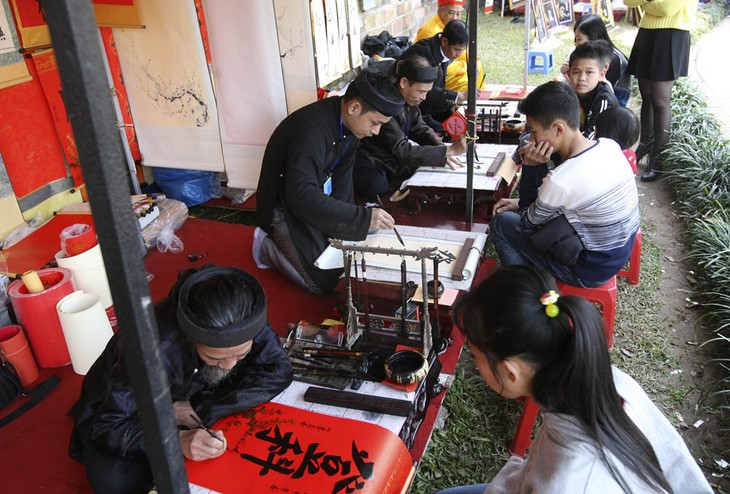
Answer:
[
  {"left": 56, "top": 291, "right": 114, "bottom": 375},
  {"left": 55, "top": 244, "right": 113, "bottom": 309},
  {"left": 399, "top": 143, "right": 517, "bottom": 191},
  {"left": 201, "top": 0, "right": 288, "bottom": 189},
  {"left": 315, "top": 225, "right": 487, "bottom": 291},
  {"left": 272, "top": 0, "right": 318, "bottom": 113},
  {"left": 112, "top": 0, "right": 224, "bottom": 171},
  {"left": 418, "top": 143, "right": 518, "bottom": 173},
  {"left": 272, "top": 379, "right": 415, "bottom": 436}
]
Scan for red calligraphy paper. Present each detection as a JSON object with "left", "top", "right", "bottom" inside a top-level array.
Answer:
[
  {"left": 31, "top": 49, "right": 85, "bottom": 193},
  {"left": 186, "top": 402, "right": 415, "bottom": 494},
  {"left": 0, "top": 57, "right": 69, "bottom": 199}
]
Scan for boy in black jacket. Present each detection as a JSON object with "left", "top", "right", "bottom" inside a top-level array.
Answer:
[{"left": 567, "top": 40, "right": 618, "bottom": 138}]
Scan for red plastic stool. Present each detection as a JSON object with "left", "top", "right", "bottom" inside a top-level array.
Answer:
[
  {"left": 509, "top": 398, "right": 540, "bottom": 456},
  {"left": 556, "top": 276, "right": 617, "bottom": 348},
  {"left": 509, "top": 278, "right": 617, "bottom": 456},
  {"left": 617, "top": 228, "right": 642, "bottom": 286}
]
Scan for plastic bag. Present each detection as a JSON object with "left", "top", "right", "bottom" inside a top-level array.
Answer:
[
  {"left": 0, "top": 275, "right": 10, "bottom": 327},
  {"left": 221, "top": 186, "right": 255, "bottom": 205},
  {"left": 156, "top": 225, "right": 184, "bottom": 253},
  {"left": 361, "top": 31, "right": 410, "bottom": 58},
  {"left": 59, "top": 223, "right": 95, "bottom": 256},
  {"left": 139, "top": 198, "right": 189, "bottom": 253},
  {"left": 152, "top": 168, "right": 221, "bottom": 207}
]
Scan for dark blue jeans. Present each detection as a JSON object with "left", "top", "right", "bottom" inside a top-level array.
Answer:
[
  {"left": 436, "top": 483, "right": 489, "bottom": 494},
  {"left": 490, "top": 211, "right": 595, "bottom": 288}
]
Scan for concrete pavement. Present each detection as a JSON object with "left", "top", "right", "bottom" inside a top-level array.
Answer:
[{"left": 688, "top": 15, "right": 730, "bottom": 135}]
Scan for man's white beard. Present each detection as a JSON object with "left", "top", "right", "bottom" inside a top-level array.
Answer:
[{"left": 200, "top": 365, "right": 232, "bottom": 386}]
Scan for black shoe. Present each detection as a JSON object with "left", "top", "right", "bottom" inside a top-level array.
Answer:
[
  {"left": 636, "top": 137, "right": 653, "bottom": 163},
  {"left": 640, "top": 168, "right": 659, "bottom": 182}
]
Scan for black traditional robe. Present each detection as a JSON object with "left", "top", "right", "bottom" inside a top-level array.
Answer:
[
  {"left": 68, "top": 296, "right": 293, "bottom": 461},
  {"left": 358, "top": 103, "right": 446, "bottom": 190},
  {"left": 256, "top": 97, "right": 372, "bottom": 293},
  {"left": 399, "top": 34, "right": 459, "bottom": 117}
]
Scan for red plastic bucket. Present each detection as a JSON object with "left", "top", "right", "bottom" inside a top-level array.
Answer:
[
  {"left": 8, "top": 268, "right": 73, "bottom": 368},
  {"left": 0, "top": 325, "right": 40, "bottom": 387}
]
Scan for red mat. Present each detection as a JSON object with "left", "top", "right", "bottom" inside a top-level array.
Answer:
[
  {"left": 144, "top": 218, "right": 336, "bottom": 334},
  {"left": 1, "top": 214, "right": 336, "bottom": 334},
  {"left": 202, "top": 194, "right": 257, "bottom": 211},
  {"left": 0, "top": 216, "right": 495, "bottom": 492},
  {"left": 0, "top": 365, "right": 87, "bottom": 493},
  {"left": 0, "top": 217, "right": 334, "bottom": 493}
]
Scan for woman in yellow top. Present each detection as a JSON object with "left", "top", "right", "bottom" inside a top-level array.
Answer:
[
  {"left": 624, "top": 0, "right": 698, "bottom": 182},
  {"left": 415, "top": 0, "right": 486, "bottom": 92}
]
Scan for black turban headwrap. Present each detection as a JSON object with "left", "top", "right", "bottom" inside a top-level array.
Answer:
[
  {"left": 396, "top": 61, "right": 438, "bottom": 84},
  {"left": 177, "top": 267, "right": 267, "bottom": 348},
  {"left": 352, "top": 71, "right": 403, "bottom": 116}
]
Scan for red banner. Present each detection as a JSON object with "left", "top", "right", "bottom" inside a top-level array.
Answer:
[
  {"left": 0, "top": 58, "right": 68, "bottom": 199},
  {"left": 93, "top": 0, "right": 140, "bottom": 28},
  {"left": 9, "top": 0, "right": 140, "bottom": 50},
  {"left": 186, "top": 402, "right": 415, "bottom": 494},
  {"left": 31, "top": 49, "right": 85, "bottom": 192},
  {"left": 8, "top": 0, "right": 47, "bottom": 50}
]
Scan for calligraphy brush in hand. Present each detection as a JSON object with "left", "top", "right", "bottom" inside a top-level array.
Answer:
[
  {"left": 375, "top": 195, "right": 405, "bottom": 247},
  {"left": 189, "top": 414, "right": 224, "bottom": 443}
]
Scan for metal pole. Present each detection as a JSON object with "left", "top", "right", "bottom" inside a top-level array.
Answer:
[
  {"left": 524, "top": 0, "right": 532, "bottom": 89},
  {"left": 41, "top": 1, "right": 189, "bottom": 492},
  {"left": 97, "top": 33, "right": 141, "bottom": 195},
  {"left": 465, "top": 0, "right": 478, "bottom": 224}
]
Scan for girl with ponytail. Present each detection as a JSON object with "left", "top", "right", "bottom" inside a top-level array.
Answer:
[{"left": 438, "top": 265, "right": 711, "bottom": 494}]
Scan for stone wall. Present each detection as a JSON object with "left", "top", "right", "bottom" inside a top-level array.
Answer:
[{"left": 359, "top": 0, "right": 438, "bottom": 40}]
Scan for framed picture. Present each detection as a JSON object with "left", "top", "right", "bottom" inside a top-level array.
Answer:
[
  {"left": 542, "top": 0, "right": 559, "bottom": 29},
  {"left": 556, "top": 0, "right": 574, "bottom": 25},
  {"left": 591, "top": 0, "right": 614, "bottom": 26},
  {"left": 509, "top": 0, "right": 526, "bottom": 11},
  {"left": 531, "top": 0, "right": 549, "bottom": 43}
]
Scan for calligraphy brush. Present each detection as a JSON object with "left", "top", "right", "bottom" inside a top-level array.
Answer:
[
  {"left": 374, "top": 195, "right": 405, "bottom": 247},
  {"left": 189, "top": 414, "right": 224, "bottom": 443}
]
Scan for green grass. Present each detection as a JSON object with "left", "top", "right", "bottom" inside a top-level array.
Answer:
[
  {"left": 661, "top": 76, "right": 730, "bottom": 431},
  {"left": 188, "top": 205, "right": 256, "bottom": 225},
  {"left": 414, "top": 359, "right": 520, "bottom": 489},
  {"left": 475, "top": 13, "right": 638, "bottom": 85}
]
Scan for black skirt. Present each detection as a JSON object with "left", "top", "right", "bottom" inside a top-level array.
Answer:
[{"left": 628, "top": 28, "right": 690, "bottom": 81}]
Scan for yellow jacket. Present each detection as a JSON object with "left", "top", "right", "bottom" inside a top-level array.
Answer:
[
  {"left": 623, "top": 0, "right": 697, "bottom": 30},
  {"left": 414, "top": 14, "right": 485, "bottom": 91}
]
